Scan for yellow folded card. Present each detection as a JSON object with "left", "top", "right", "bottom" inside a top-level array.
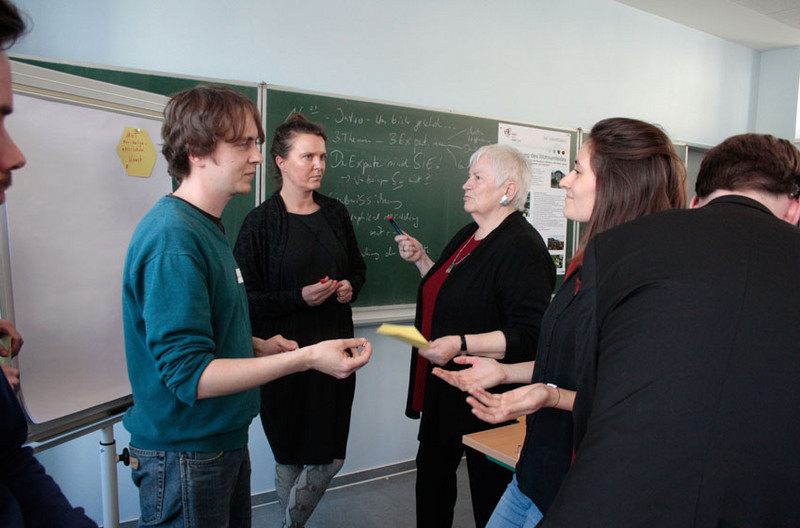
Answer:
[{"left": 376, "top": 323, "right": 429, "bottom": 349}]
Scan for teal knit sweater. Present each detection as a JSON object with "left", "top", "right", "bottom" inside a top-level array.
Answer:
[{"left": 122, "top": 196, "right": 259, "bottom": 451}]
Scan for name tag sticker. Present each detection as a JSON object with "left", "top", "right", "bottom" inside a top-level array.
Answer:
[{"left": 235, "top": 268, "right": 244, "bottom": 284}]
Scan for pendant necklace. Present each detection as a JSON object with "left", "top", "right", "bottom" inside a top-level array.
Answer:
[{"left": 446, "top": 234, "right": 476, "bottom": 274}]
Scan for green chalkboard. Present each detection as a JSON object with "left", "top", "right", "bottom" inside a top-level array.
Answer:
[
  {"left": 266, "top": 87, "right": 578, "bottom": 307},
  {"left": 11, "top": 57, "right": 259, "bottom": 249}
]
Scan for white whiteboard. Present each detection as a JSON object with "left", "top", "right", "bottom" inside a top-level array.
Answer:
[{"left": 5, "top": 93, "right": 171, "bottom": 424}]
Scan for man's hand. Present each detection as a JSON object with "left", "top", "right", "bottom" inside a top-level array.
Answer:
[
  {"left": 0, "top": 320, "right": 23, "bottom": 391},
  {"left": 2, "top": 363, "right": 19, "bottom": 391},
  {"left": 307, "top": 337, "right": 372, "bottom": 378},
  {"left": 253, "top": 334, "right": 298, "bottom": 357},
  {"left": 0, "top": 319, "right": 23, "bottom": 359}
]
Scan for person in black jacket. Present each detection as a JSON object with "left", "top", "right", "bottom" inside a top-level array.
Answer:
[
  {"left": 540, "top": 133, "right": 800, "bottom": 527},
  {"left": 1, "top": 374, "right": 98, "bottom": 527},
  {"left": 394, "top": 143, "right": 555, "bottom": 528},
  {"left": 0, "top": 1, "right": 97, "bottom": 525},
  {"left": 234, "top": 114, "right": 367, "bottom": 528}
]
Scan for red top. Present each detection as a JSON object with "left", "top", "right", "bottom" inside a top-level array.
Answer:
[
  {"left": 565, "top": 258, "right": 582, "bottom": 293},
  {"left": 411, "top": 235, "right": 481, "bottom": 411}
]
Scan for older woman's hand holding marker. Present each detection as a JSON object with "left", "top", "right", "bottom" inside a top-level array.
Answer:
[
  {"left": 387, "top": 215, "right": 403, "bottom": 235},
  {"left": 391, "top": 215, "right": 435, "bottom": 275}
]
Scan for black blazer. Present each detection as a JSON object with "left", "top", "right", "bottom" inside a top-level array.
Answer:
[
  {"left": 542, "top": 195, "right": 800, "bottom": 527},
  {"left": 516, "top": 268, "right": 581, "bottom": 514}
]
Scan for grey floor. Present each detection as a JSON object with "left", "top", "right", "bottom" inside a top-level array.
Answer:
[
  {"left": 120, "top": 459, "right": 475, "bottom": 527},
  {"left": 251, "top": 460, "right": 475, "bottom": 528}
]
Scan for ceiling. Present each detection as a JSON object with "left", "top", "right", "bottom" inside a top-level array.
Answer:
[{"left": 616, "top": 0, "right": 800, "bottom": 51}]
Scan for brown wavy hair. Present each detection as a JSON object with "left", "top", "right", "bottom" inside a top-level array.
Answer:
[
  {"left": 161, "top": 85, "right": 264, "bottom": 183},
  {"left": 574, "top": 117, "right": 687, "bottom": 264},
  {"left": 0, "top": 0, "right": 26, "bottom": 50},
  {"left": 695, "top": 133, "right": 800, "bottom": 199}
]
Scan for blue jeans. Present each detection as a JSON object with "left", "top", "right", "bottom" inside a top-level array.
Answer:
[
  {"left": 129, "top": 445, "right": 251, "bottom": 528},
  {"left": 485, "top": 475, "right": 543, "bottom": 528}
]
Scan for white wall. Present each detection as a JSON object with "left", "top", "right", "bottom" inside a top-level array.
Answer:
[
  {"left": 14, "top": 0, "right": 758, "bottom": 145},
  {"left": 754, "top": 46, "right": 800, "bottom": 139},
  {"left": 8, "top": 0, "right": 785, "bottom": 524}
]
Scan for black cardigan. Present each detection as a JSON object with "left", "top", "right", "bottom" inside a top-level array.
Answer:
[
  {"left": 406, "top": 211, "right": 555, "bottom": 445},
  {"left": 233, "top": 191, "right": 366, "bottom": 338}
]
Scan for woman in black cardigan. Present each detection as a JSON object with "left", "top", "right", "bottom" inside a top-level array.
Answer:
[
  {"left": 395, "top": 144, "right": 556, "bottom": 528},
  {"left": 234, "top": 114, "right": 366, "bottom": 528}
]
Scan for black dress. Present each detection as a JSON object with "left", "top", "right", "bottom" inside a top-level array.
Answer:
[{"left": 234, "top": 192, "right": 366, "bottom": 465}]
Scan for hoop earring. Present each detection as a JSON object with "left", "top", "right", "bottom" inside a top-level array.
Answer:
[{"left": 499, "top": 195, "right": 510, "bottom": 206}]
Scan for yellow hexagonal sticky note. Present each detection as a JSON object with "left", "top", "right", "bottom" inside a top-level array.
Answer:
[{"left": 117, "top": 127, "right": 157, "bottom": 178}]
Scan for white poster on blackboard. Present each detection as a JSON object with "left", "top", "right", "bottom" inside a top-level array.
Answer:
[{"left": 498, "top": 123, "right": 571, "bottom": 274}]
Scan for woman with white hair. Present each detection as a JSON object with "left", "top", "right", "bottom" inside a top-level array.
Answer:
[{"left": 395, "top": 144, "right": 556, "bottom": 528}]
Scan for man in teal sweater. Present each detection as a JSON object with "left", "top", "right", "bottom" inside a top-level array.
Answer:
[{"left": 122, "top": 85, "right": 372, "bottom": 528}]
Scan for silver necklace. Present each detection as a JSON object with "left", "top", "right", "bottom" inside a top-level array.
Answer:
[{"left": 446, "top": 234, "right": 476, "bottom": 274}]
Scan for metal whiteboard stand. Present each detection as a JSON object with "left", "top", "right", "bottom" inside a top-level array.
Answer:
[
  {"left": 26, "top": 411, "right": 130, "bottom": 528},
  {"left": 100, "top": 424, "right": 130, "bottom": 528}
]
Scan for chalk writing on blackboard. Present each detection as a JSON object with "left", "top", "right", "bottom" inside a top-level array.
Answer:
[{"left": 267, "top": 90, "right": 577, "bottom": 305}]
